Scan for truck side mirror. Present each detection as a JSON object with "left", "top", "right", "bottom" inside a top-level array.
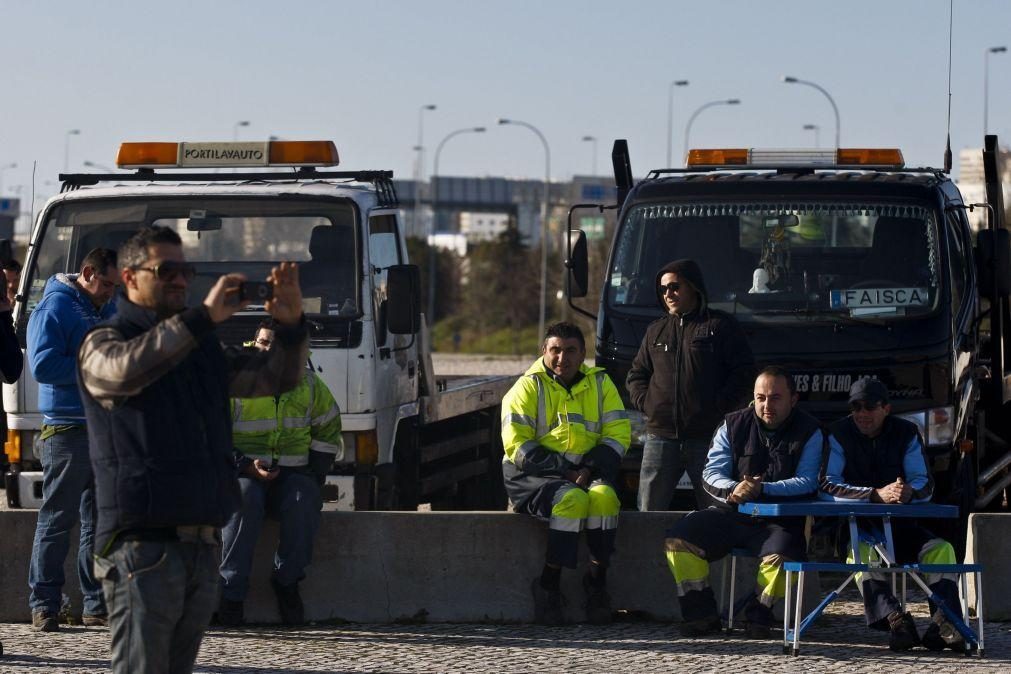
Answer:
[
  {"left": 566, "top": 230, "right": 589, "bottom": 298},
  {"left": 386, "top": 264, "right": 421, "bottom": 334},
  {"left": 976, "top": 229, "right": 1011, "bottom": 298}
]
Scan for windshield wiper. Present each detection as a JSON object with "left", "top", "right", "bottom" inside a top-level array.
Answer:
[{"left": 752, "top": 307, "right": 889, "bottom": 326}]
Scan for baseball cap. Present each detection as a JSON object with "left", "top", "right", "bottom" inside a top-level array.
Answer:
[{"left": 848, "top": 378, "right": 889, "bottom": 405}]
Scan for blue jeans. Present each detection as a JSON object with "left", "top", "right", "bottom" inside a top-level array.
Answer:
[
  {"left": 28, "top": 426, "right": 105, "bottom": 615},
  {"left": 220, "top": 471, "right": 322, "bottom": 601},
  {"left": 95, "top": 538, "right": 220, "bottom": 674},
  {"left": 637, "top": 434, "right": 711, "bottom": 511}
]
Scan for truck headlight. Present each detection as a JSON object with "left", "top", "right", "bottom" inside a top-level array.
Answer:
[{"left": 896, "top": 406, "right": 954, "bottom": 447}]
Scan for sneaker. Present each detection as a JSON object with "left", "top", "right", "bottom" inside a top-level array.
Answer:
[
  {"left": 216, "top": 598, "right": 245, "bottom": 627},
  {"left": 31, "top": 610, "right": 59, "bottom": 632},
  {"left": 531, "top": 577, "right": 565, "bottom": 625},
  {"left": 887, "top": 611, "right": 920, "bottom": 651},
  {"left": 81, "top": 613, "right": 108, "bottom": 627},
  {"left": 583, "top": 574, "right": 612, "bottom": 625},
  {"left": 922, "top": 611, "right": 965, "bottom": 652},
  {"left": 678, "top": 615, "right": 722, "bottom": 637},
  {"left": 271, "top": 578, "right": 305, "bottom": 626}
]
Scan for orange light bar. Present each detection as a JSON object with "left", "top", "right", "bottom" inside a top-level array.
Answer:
[
  {"left": 686, "top": 148, "right": 749, "bottom": 166},
  {"left": 268, "top": 140, "right": 339, "bottom": 166},
  {"left": 116, "top": 142, "right": 179, "bottom": 168},
  {"left": 4, "top": 429, "right": 21, "bottom": 463},
  {"left": 836, "top": 148, "right": 904, "bottom": 167}
]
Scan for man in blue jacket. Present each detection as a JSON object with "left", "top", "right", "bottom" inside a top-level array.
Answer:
[
  {"left": 821, "top": 378, "right": 963, "bottom": 652},
  {"left": 663, "top": 367, "right": 822, "bottom": 639},
  {"left": 26, "top": 248, "right": 119, "bottom": 631}
]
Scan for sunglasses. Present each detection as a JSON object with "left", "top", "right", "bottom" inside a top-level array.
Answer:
[
  {"left": 659, "top": 282, "right": 682, "bottom": 294},
  {"left": 849, "top": 401, "right": 883, "bottom": 413},
  {"left": 133, "top": 261, "right": 197, "bottom": 282}
]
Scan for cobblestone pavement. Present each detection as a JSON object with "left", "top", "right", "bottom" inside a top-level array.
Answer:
[{"left": 0, "top": 598, "right": 1006, "bottom": 673}]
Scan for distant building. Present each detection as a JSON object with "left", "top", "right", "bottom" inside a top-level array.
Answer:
[
  {"left": 955, "top": 147, "right": 1011, "bottom": 232},
  {"left": 459, "top": 212, "right": 510, "bottom": 241}
]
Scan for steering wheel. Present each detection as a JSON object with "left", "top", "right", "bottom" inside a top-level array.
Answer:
[{"left": 849, "top": 279, "right": 905, "bottom": 289}]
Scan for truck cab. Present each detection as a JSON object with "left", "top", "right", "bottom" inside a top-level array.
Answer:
[
  {"left": 568, "top": 142, "right": 1011, "bottom": 518},
  {"left": 3, "top": 139, "right": 508, "bottom": 510}
]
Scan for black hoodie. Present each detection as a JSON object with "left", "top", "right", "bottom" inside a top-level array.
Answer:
[{"left": 626, "top": 258, "right": 755, "bottom": 440}]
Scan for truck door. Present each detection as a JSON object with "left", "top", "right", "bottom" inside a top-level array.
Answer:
[{"left": 368, "top": 212, "right": 417, "bottom": 457}]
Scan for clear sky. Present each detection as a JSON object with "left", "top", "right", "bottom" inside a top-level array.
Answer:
[{"left": 1, "top": 0, "right": 1009, "bottom": 204}]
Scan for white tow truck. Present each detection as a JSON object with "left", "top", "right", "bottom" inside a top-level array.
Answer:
[{"left": 3, "top": 139, "right": 511, "bottom": 510}]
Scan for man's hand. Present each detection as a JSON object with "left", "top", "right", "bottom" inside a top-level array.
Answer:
[
  {"left": 264, "top": 262, "right": 302, "bottom": 326},
  {"left": 872, "top": 477, "right": 909, "bottom": 504},
  {"left": 565, "top": 467, "right": 592, "bottom": 488},
  {"left": 244, "top": 459, "right": 280, "bottom": 482},
  {"left": 728, "top": 475, "right": 763, "bottom": 504},
  {"left": 203, "top": 273, "right": 248, "bottom": 323}
]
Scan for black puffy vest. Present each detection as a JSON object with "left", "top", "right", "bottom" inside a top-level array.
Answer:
[
  {"left": 81, "top": 299, "right": 240, "bottom": 551},
  {"left": 725, "top": 406, "right": 822, "bottom": 485},
  {"left": 829, "top": 415, "right": 919, "bottom": 489}
]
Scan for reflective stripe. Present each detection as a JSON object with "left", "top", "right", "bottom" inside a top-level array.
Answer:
[
  {"left": 305, "top": 369, "right": 316, "bottom": 425},
  {"left": 564, "top": 412, "right": 601, "bottom": 434},
  {"left": 531, "top": 374, "right": 548, "bottom": 439},
  {"left": 281, "top": 417, "right": 310, "bottom": 429},
  {"left": 277, "top": 454, "right": 309, "bottom": 467},
  {"left": 585, "top": 515, "right": 618, "bottom": 530},
  {"left": 548, "top": 517, "right": 584, "bottom": 533},
  {"left": 601, "top": 409, "right": 629, "bottom": 424},
  {"left": 310, "top": 439, "right": 343, "bottom": 454},
  {"left": 595, "top": 373, "right": 605, "bottom": 433},
  {"left": 312, "top": 406, "right": 340, "bottom": 428},
  {"left": 562, "top": 451, "right": 587, "bottom": 464},
  {"left": 517, "top": 438, "right": 541, "bottom": 464},
  {"left": 234, "top": 419, "right": 278, "bottom": 433},
  {"left": 504, "top": 413, "right": 536, "bottom": 428},
  {"left": 665, "top": 549, "right": 710, "bottom": 598},
  {"left": 600, "top": 437, "right": 626, "bottom": 458}
]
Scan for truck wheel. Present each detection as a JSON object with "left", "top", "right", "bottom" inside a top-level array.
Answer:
[{"left": 392, "top": 420, "right": 420, "bottom": 510}]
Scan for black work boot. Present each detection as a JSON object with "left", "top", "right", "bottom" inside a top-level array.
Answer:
[
  {"left": 922, "top": 609, "right": 965, "bottom": 652},
  {"left": 887, "top": 611, "right": 920, "bottom": 651},
  {"left": 271, "top": 578, "right": 305, "bottom": 626},
  {"left": 31, "top": 610, "right": 59, "bottom": 632},
  {"left": 678, "top": 588, "right": 722, "bottom": 637},
  {"left": 743, "top": 593, "right": 774, "bottom": 639},
  {"left": 583, "top": 573, "right": 613, "bottom": 625},
  {"left": 531, "top": 577, "right": 565, "bottom": 625}
]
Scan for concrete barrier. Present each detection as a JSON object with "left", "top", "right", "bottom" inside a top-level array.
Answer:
[
  {"left": 0, "top": 510, "right": 824, "bottom": 624},
  {"left": 966, "top": 513, "right": 1010, "bottom": 620}
]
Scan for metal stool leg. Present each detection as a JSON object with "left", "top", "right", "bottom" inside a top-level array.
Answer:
[
  {"left": 783, "top": 569, "right": 792, "bottom": 654},
  {"left": 792, "top": 571, "right": 805, "bottom": 656},
  {"left": 975, "top": 571, "right": 985, "bottom": 657},
  {"left": 727, "top": 554, "right": 737, "bottom": 632}
]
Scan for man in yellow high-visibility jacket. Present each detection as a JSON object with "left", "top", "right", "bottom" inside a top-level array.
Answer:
[
  {"left": 502, "top": 322, "right": 631, "bottom": 625},
  {"left": 217, "top": 321, "right": 343, "bottom": 626}
]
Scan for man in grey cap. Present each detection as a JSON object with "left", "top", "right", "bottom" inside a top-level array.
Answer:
[
  {"left": 820, "top": 377, "right": 964, "bottom": 652},
  {"left": 627, "top": 258, "right": 754, "bottom": 510}
]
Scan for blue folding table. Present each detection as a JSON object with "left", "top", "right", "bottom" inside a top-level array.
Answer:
[{"left": 737, "top": 501, "right": 984, "bottom": 656}]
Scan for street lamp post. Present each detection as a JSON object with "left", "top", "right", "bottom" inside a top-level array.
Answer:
[
  {"left": 782, "top": 76, "right": 840, "bottom": 148},
  {"left": 581, "top": 135, "right": 598, "bottom": 176},
  {"left": 413, "top": 104, "right": 437, "bottom": 238},
  {"left": 497, "top": 118, "right": 551, "bottom": 341},
  {"left": 985, "top": 46, "right": 1007, "bottom": 136},
  {"left": 802, "top": 124, "right": 821, "bottom": 148},
  {"left": 683, "top": 99, "right": 741, "bottom": 159},
  {"left": 64, "top": 129, "right": 80, "bottom": 173},
  {"left": 0, "top": 162, "right": 16, "bottom": 196},
  {"left": 233, "top": 120, "right": 250, "bottom": 142},
  {"left": 428, "top": 126, "right": 486, "bottom": 323},
  {"left": 666, "top": 79, "right": 689, "bottom": 167}
]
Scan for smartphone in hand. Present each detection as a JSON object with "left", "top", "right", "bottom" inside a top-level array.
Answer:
[{"left": 239, "top": 280, "right": 273, "bottom": 303}]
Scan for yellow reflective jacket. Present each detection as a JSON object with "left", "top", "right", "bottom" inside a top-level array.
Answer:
[
  {"left": 231, "top": 369, "right": 343, "bottom": 467},
  {"left": 501, "top": 360, "right": 630, "bottom": 471}
]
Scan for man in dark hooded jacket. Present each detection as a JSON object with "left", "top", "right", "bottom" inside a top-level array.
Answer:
[{"left": 627, "top": 258, "right": 754, "bottom": 510}]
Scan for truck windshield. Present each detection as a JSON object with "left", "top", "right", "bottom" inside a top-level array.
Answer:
[
  {"left": 608, "top": 201, "right": 941, "bottom": 322},
  {"left": 23, "top": 197, "right": 359, "bottom": 321}
]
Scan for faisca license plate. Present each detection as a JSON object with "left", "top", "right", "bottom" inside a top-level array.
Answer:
[{"left": 830, "top": 287, "right": 928, "bottom": 309}]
